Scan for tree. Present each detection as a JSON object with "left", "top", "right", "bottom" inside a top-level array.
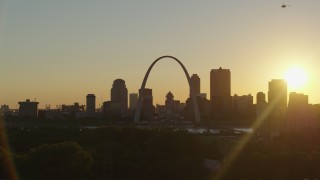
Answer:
[{"left": 16, "top": 141, "right": 93, "bottom": 180}]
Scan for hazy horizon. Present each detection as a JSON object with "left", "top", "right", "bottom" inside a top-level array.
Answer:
[{"left": 1, "top": 0, "right": 320, "bottom": 108}]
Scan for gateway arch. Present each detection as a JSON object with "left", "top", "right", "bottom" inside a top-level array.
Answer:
[{"left": 134, "top": 55, "right": 201, "bottom": 123}]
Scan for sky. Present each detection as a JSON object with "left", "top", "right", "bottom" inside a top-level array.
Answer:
[{"left": 1, "top": 0, "right": 320, "bottom": 109}]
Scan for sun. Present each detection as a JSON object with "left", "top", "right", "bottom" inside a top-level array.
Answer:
[{"left": 284, "top": 67, "right": 308, "bottom": 90}]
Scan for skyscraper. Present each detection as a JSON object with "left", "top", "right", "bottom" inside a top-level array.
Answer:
[
  {"left": 139, "top": 88, "right": 155, "bottom": 120},
  {"left": 86, "top": 94, "right": 96, "bottom": 114},
  {"left": 268, "top": 79, "right": 287, "bottom": 130},
  {"left": 210, "top": 67, "right": 232, "bottom": 116},
  {"left": 190, "top": 74, "right": 200, "bottom": 95},
  {"left": 256, "top": 92, "right": 269, "bottom": 139},
  {"left": 139, "top": 88, "right": 153, "bottom": 108},
  {"left": 111, "top": 79, "right": 128, "bottom": 114},
  {"left": 287, "top": 92, "right": 312, "bottom": 131},
  {"left": 268, "top": 79, "right": 287, "bottom": 114},
  {"left": 129, "top": 93, "right": 138, "bottom": 110}
]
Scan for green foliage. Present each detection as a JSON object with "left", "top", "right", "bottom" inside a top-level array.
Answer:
[
  {"left": 4, "top": 127, "right": 222, "bottom": 179},
  {"left": 15, "top": 141, "right": 93, "bottom": 180},
  {"left": 221, "top": 131, "right": 320, "bottom": 180},
  {"left": 5, "top": 126, "right": 320, "bottom": 179}
]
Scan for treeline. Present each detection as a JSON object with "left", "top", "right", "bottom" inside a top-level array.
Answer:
[
  {"left": 2, "top": 127, "right": 221, "bottom": 180},
  {"left": 1, "top": 127, "right": 320, "bottom": 179},
  {"left": 225, "top": 150, "right": 320, "bottom": 179},
  {"left": 224, "top": 132, "right": 320, "bottom": 180}
]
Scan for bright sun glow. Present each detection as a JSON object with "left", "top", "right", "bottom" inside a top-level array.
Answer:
[{"left": 284, "top": 67, "right": 308, "bottom": 90}]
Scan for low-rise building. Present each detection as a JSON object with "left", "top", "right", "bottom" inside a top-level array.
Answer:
[{"left": 18, "top": 99, "right": 39, "bottom": 118}]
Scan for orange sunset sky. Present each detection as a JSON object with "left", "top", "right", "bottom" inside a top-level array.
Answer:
[{"left": 1, "top": 0, "right": 320, "bottom": 108}]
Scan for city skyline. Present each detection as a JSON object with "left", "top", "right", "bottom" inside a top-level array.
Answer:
[
  {"left": 2, "top": 72, "right": 317, "bottom": 110},
  {"left": 1, "top": 1, "right": 320, "bottom": 108}
]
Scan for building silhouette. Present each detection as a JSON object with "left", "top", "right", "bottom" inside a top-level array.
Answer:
[
  {"left": 102, "top": 101, "right": 122, "bottom": 119},
  {"left": 287, "top": 92, "right": 317, "bottom": 133},
  {"left": 129, "top": 93, "right": 138, "bottom": 110},
  {"left": 190, "top": 74, "right": 200, "bottom": 95},
  {"left": 18, "top": 99, "right": 39, "bottom": 118},
  {"left": 60, "top": 102, "right": 85, "bottom": 118},
  {"left": 268, "top": 79, "right": 287, "bottom": 130},
  {"left": 86, "top": 94, "right": 96, "bottom": 114},
  {"left": 186, "top": 94, "right": 210, "bottom": 122},
  {"left": 165, "top": 91, "right": 174, "bottom": 116},
  {"left": 268, "top": 79, "right": 287, "bottom": 111},
  {"left": 210, "top": 67, "right": 232, "bottom": 119},
  {"left": 0, "top": 104, "right": 10, "bottom": 116},
  {"left": 160, "top": 91, "right": 183, "bottom": 119},
  {"left": 111, "top": 79, "right": 128, "bottom": 115},
  {"left": 139, "top": 88, "right": 155, "bottom": 120},
  {"left": 233, "top": 94, "right": 254, "bottom": 117},
  {"left": 256, "top": 92, "right": 269, "bottom": 139},
  {"left": 61, "top": 103, "right": 85, "bottom": 112},
  {"left": 257, "top": 91, "right": 267, "bottom": 104}
]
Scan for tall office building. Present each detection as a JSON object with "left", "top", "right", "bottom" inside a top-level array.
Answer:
[
  {"left": 129, "top": 93, "right": 138, "bottom": 110},
  {"left": 268, "top": 79, "right": 287, "bottom": 114},
  {"left": 256, "top": 92, "right": 269, "bottom": 139},
  {"left": 86, "top": 94, "right": 96, "bottom": 114},
  {"left": 190, "top": 74, "right": 200, "bottom": 95},
  {"left": 139, "top": 88, "right": 155, "bottom": 120},
  {"left": 287, "top": 92, "right": 313, "bottom": 132},
  {"left": 111, "top": 79, "right": 128, "bottom": 114},
  {"left": 139, "top": 88, "right": 153, "bottom": 108},
  {"left": 268, "top": 79, "right": 287, "bottom": 130},
  {"left": 210, "top": 67, "right": 232, "bottom": 116}
]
